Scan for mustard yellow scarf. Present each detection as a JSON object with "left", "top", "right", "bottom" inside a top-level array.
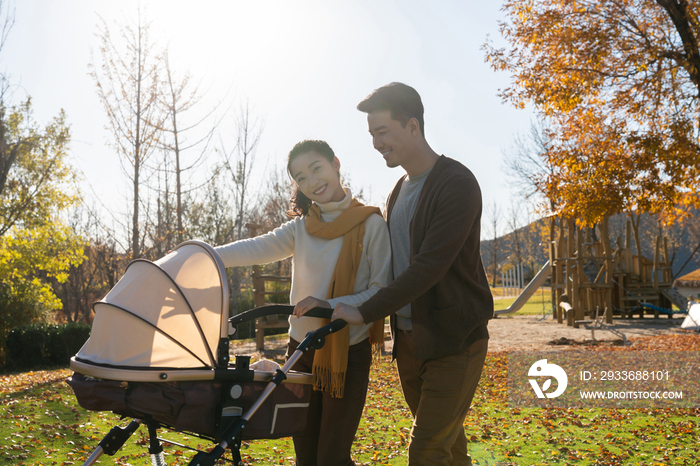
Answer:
[{"left": 305, "top": 198, "right": 385, "bottom": 398}]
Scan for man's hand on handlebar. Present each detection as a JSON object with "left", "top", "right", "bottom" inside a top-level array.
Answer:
[{"left": 332, "top": 302, "right": 364, "bottom": 326}]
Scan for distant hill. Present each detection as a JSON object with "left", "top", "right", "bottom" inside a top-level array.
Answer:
[{"left": 480, "top": 211, "right": 700, "bottom": 283}]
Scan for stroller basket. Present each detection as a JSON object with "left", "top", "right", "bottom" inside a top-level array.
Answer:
[
  {"left": 67, "top": 241, "right": 320, "bottom": 456},
  {"left": 67, "top": 371, "right": 310, "bottom": 440}
]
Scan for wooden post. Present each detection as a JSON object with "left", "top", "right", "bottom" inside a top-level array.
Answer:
[
  {"left": 575, "top": 222, "right": 586, "bottom": 325},
  {"left": 652, "top": 235, "right": 660, "bottom": 290},
  {"left": 615, "top": 237, "right": 623, "bottom": 272},
  {"left": 652, "top": 235, "right": 661, "bottom": 319},
  {"left": 631, "top": 216, "right": 643, "bottom": 279},
  {"left": 572, "top": 220, "right": 583, "bottom": 327},
  {"left": 615, "top": 236, "right": 624, "bottom": 314},
  {"left": 586, "top": 287, "right": 593, "bottom": 320},
  {"left": 625, "top": 221, "right": 633, "bottom": 273},
  {"left": 557, "top": 219, "right": 566, "bottom": 322},
  {"left": 549, "top": 239, "right": 559, "bottom": 321},
  {"left": 662, "top": 237, "right": 672, "bottom": 284},
  {"left": 600, "top": 216, "right": 614, "bottom": 323},
  {"left": 566, "top": 218, "right": 575, "bottom": 326}
]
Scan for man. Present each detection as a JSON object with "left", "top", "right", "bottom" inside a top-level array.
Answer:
[{"left": 332, "top": 82, "right": 493, "bottom": 465}]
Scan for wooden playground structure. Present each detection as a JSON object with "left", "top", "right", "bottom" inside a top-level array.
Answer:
[
  {"left": 243, "top": 215, "right": 693, "bottom": 345},
  {"left": 548, "top": 216, "right": 688, "bottom": 327}
]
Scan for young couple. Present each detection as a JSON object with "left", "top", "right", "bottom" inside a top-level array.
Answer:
[{"left": 215, "top": 83, "right": 494, "bottom": 466}]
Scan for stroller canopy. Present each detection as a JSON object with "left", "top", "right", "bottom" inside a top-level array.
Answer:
[{"left": 72, "top": 241, "right": 229, "bottom": 381}]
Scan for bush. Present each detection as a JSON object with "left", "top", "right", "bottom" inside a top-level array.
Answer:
[
  {"left": 4, "top": 322, "right": 91, "bottom": 371},
  {"left": 0, "top": 281, "right": 55, "bottom": 367}
]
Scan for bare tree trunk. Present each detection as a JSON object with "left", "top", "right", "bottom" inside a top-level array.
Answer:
[
  {"left": 132, "top": 20, "right": 143, "bottom": 258},
  {"left": 508, "top": 202, "right": 523, "bottom": 279},
  {"left": 166, "top": 70, "right": 183, "bottom": 243},
  {"left": 132, "top": 146, "right": 140, "bottom": 257},
  {"left": 175, "top": 119, "right": 182, "bottom": 244},
  {"left": 90, "top": 10, "right": 163, "bottom": 260},
  {"left": 232, "top": 103, "right": 263, "bottom": 240},
  {"left": 486, "top": 201, "right": 502, "bottom": 287},
  {"left": 223, "top": 102, "right": 264, "bottom": 315},
  {"left": 160, "top": 51, "right": 222, "bottom": 245}
]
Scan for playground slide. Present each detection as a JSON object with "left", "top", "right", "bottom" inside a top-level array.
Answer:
[
  {"left": 661, "top": 287, "right": 689, "bottom": 312},
  {"left": 495, "top": 260, "right": 551, "bottom": 316},
  {"left": 681, "top": 303, "right": 700, "bottom": 330}
]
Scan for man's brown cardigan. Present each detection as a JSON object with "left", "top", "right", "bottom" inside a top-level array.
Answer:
[{"left": 358, "top": 155, "right": 494, "bottom": 359}]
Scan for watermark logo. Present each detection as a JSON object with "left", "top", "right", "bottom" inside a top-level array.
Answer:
[
  {"left": 528, "top": 359, "right": 568, "bottom": 398},
  {"left": 509, "top": 352, "right": 699, "bottom": 408}
]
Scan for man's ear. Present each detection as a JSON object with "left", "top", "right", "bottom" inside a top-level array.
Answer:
[{"left": 408, "top": 117, "right": 421, "bottom": 137}]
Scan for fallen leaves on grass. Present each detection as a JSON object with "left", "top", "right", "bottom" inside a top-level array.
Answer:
[
  {"left": 0, "top": 369, "right": 72, "bottom": 395},
  {"left": 2, "top": 334, "right": 700, "bottom": 465}
]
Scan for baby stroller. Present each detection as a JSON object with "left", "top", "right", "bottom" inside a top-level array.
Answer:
[{"left": 67, "top": 240, "right": 345, "bottom": 466}]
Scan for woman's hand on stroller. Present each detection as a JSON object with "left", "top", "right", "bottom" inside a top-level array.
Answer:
[
  {"left": 293, "top": 296, "right": 331, "bottom": 317},
  {"left": 332, "top": 302, "right": 364, "bottom": 326}
]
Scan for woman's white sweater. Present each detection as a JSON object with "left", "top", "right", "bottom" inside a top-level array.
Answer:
[{"left": 214, "top": 190, "right": 392, "bottom": 345}]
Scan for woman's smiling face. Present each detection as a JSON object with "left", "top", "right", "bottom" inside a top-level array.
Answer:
[{"left": 289, "top": 150, "right": 345, "bottom": 204}]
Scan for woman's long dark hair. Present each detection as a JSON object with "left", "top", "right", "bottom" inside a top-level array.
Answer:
[{"left": 287, "top": 140, "right": 339, "bottom": 217}]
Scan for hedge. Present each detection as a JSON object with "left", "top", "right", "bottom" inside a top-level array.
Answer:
[{"left": 4, "top": 322, "right": 91, "bottom": 371}]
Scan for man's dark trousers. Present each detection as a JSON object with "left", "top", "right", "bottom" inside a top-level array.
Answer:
[{"left": 395, "top": 330, "right": 488, "bottom": 466}]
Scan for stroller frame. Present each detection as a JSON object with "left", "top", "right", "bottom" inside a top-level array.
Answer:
[
  {"left": 68, "top": 240, "right": 346, "bottom": 466},
  {"left": 80, "top": 315, "right": 346, "bottom": 466}
]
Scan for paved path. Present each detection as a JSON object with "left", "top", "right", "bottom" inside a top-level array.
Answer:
[
  {"left": 230, "top": 314, "right": 692, "bottom": 360},
  {"left": 487, "top": 314, "right": 689, "bottom": 352}
]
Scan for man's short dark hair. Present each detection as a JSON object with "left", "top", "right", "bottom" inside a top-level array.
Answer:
[{"left": 357, "top": 82, "right": 425, "bottom": 136}]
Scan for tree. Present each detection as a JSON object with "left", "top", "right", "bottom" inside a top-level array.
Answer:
[
  {"left": 484, "top": 201, "right": 503, "bottom": 287},
  {"left": 223, "top": 102, "right": 264, "bottom": 242},
  {"left": 251, "top": 165, "right": 294, "bottom": 232},
  {"left": 506, "top": 201, "right": 523, "bottom": 272},
  {"left": 0, "top": 100, "right": 76, "bottom": 235},
  {"left": 158, "top": 50, "right": 221, "bottom": 245},
  {"left": 0, "top": 101, "right": 84, "bottom": 354},
  {"left": 51, "top": 208, "right": 126, "bottom": 324},
  {"left": 220, "top": 103, "right": 264, "bottom": 313},
  {"left": 485, "top": 0, "right": 700, "bottom": 225},
  {"left": 0, "top": 3, "right": 84, "bottom": 351},
  {"left": 188, "top": 172, "right": 236, "bottom": 247},
  {"left": 1, "top": 0, "right": 17, "bottom": 218},
  {"left": 0, "top": 0, "right": 14, "bottom": 96},
  {"left": 521, "top": 209, "right": 550, "bottom": 276},
  {"left": 1, "top": 224, "right": 84, "bottom": 319},
  {"left": 502, "top": 120, "right": 553, "bottom": 206},
  {"left": 90, "top": 11, "right": 163, "bottom": 258},
  {"left": 501, "top": 119, "right": 566, "bottom": 262}
]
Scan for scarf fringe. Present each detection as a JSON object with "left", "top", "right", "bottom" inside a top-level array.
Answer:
[{"left": 312, "top": 365, "right": 347, "bottom": 398}]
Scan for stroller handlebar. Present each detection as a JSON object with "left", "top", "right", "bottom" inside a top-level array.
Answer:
[
  {"left": 326, "top": 317, "right": 348, "bottom": 333},
  {"left": 228, "top": 305, "right": 332, "bottom": 327}
]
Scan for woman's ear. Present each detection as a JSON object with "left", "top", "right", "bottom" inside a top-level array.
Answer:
[{"left": 333, "top": 156, "right": 341, "bottom": 173}]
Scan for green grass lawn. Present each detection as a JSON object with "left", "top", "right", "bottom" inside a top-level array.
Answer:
[
  {"left": 492, "top": 287, "right": 554, "bottom": 316},
  {"left": 2, "top": 345, "right": 699, "bottom": 465}
]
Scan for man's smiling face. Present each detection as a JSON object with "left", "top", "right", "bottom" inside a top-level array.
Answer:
[{"left": 367, "top": 110, "right": 415, "bottom": 169}]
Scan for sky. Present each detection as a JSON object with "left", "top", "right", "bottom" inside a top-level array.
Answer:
[{"left": 1, "top": 0, "right": 534, "bottom": 239}]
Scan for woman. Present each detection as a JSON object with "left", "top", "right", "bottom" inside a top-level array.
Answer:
[{"left": 215, "top": 139, "right": 391, "bottom": 466}]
